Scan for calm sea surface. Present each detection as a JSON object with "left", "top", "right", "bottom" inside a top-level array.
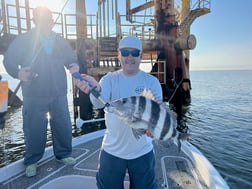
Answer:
[{"left": 1, "top": 70, "right": 252, "bottom": 188}]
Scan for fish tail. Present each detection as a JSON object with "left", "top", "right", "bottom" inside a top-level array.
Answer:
[
  {"left": 173, "top": 135, "right": 181, "bottom": 152},
  {"left": 178, "top": 139, "right": 182, "bottom": 152},
  {"left": 176, "top": 132, "right": 190, "bottom": 152},
  {"left": 178, "top": 132, "right": 190, "bottom": 141}
]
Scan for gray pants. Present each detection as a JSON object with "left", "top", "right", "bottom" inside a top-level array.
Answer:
[{"left": 22, "top": 96, "right": 72, "bottom": 165}]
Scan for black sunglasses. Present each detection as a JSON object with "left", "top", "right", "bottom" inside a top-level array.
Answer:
[{"left": 120, "top": 49, "right": 140, "bottom": 57}]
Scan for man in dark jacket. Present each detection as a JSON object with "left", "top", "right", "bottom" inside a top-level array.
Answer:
[{"left": 3, "top": 6, "right": 79, "bottom": 177}]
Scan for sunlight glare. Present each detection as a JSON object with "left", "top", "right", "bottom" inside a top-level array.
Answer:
[{"left": 29, "top": 0, "right": 64, "bottom": 12}]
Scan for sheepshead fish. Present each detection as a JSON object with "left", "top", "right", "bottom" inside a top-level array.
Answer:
[{"left": 109, "top": 95, "right": 187, "bottom": 150}]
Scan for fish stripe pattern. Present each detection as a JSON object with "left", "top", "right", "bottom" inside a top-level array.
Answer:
[
  {"left": 138, "top": 96, "right": 146, "bottom": 118},
  {"left": 159, "top": 113, "right": 171, "bottom": 140},
  {"left": 131, "top": 96, "right": 137, "bottom": 106},
  {"left": 149, "top": 100, "right": 160, "bottom": 131},
  {"left": 131, "top": 96, "right": 138, "bottom": 122}
]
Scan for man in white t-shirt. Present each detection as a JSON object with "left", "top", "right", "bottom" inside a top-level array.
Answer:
[{"left": 75, "top": 36, "right": 162, "bottom": 189}]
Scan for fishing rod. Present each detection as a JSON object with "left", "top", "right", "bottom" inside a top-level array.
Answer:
[
  {"left": 73, "top": 38, "right": 88, "bottom": 123},
  {"left": 72, "top": 72, "right": 109, "bottom": 128},
  {"left": 72, "top": 72, "right": 110, "bottom": 107},
  {"left": 167, "top": 77, "right": 184, "bottom": 103},
  {"left": 76, "top": 117, "right": 105, "bottom": 128}
]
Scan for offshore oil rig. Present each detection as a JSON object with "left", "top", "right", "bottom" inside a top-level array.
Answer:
[{"left": 0, "top": 0, "right": 210, "bottom": 126}]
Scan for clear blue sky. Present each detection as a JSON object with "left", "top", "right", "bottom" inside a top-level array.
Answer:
[
  {"left": 190, "top": 0, "right": 252, "bottom": 70},
  {"left": 1, "top": 0, "right": 252, "bottom": 72}
]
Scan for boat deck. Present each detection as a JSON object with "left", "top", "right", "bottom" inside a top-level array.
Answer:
[{"left": 0, "top": 130, "right": 211, "bottom": 189}]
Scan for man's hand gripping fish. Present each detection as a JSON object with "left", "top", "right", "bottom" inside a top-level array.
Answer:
[{"left": 109, "top": 90, "right": 189, "bottom": 150}]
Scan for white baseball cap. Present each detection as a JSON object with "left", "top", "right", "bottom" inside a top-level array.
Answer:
[{"left": 119, "top": 36, "right": 142, "bottom": 51}]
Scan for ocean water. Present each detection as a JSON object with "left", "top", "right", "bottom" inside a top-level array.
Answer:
[
  {"left": 1, "top": 70, "right": 252, "bottom": 188},
  {"left": 188, "top": 70, "right": 252, "bottom": 188}
]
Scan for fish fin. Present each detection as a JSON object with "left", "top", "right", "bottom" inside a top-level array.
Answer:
[
  {"left": 160, "top": 103, "right": 177, "bottom": 115},
  {"left": 141, "top": 89, "right": 163, "bottom": 104},
  {"left": 175, "top": 132, "right": 190, "bottom": 152},
  {"left": 178, "top": 140, "right": 182, "bottom": 152},
  {"left": 160, "top": 102, "right": 170, "bottom": 109},
  {"left": 132, "top": 128, "right": 145, "bottom": 139},
  {"left": 178, "top": 132, "right": 190, "bottom": 141},
  {"left": 141, "top": 89, "right": 155, "bottom": 100},
  {"left": 130, "top": 115, "right": 141, "bottom": 122}
]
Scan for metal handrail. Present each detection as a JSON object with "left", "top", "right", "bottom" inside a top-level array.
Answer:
[
  {"left": 2, "top": 3, "right": 65, "bottom": 36},
  {"left": 1, "top": 0, "right": 211, "bottom": 40},
  {"left": 175, "top": 0, "right": 211, "bottom": 24}
]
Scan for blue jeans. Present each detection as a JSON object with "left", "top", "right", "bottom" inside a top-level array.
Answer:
[
  {"left": 22, "top": 96, "right": 72, "bottom": 165},
  {"left": 96, "top": 149, "right": 157, "bottom": 189}
]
